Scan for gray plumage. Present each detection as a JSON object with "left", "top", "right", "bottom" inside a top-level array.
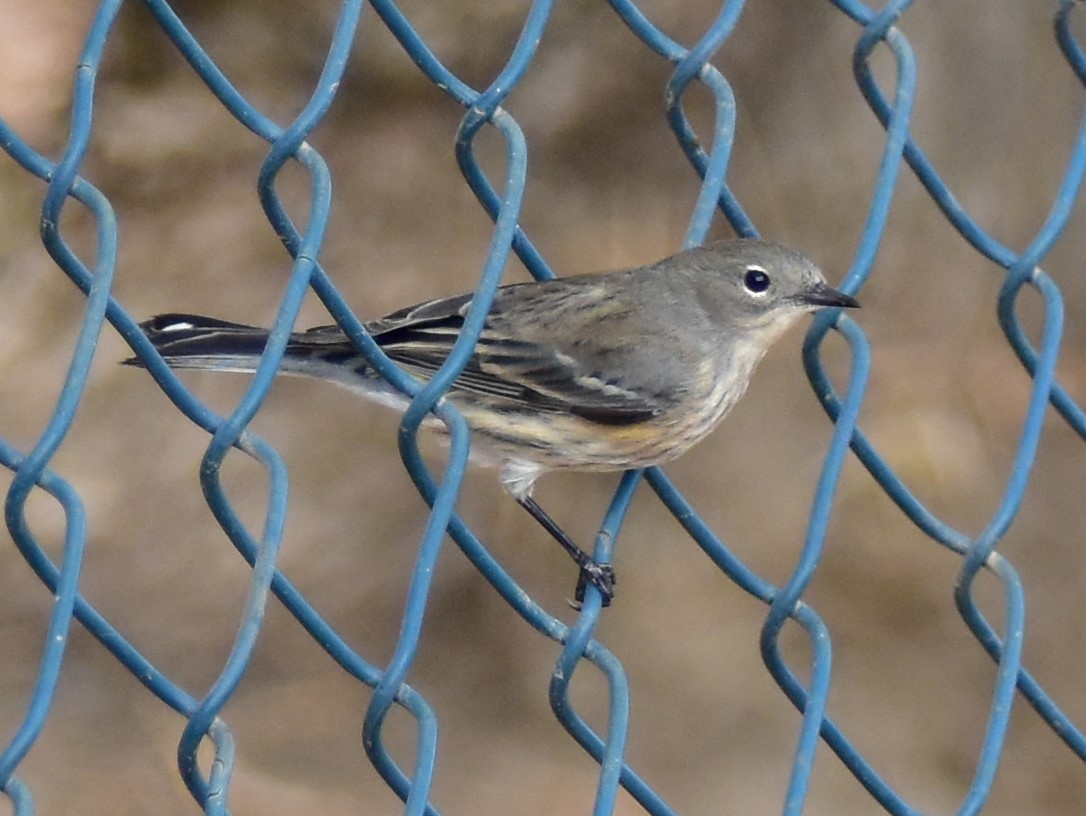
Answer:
[{"left": 129, "top": 238, "right": 857, "bottom": 500}]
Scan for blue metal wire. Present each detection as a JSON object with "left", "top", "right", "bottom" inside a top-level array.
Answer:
[
  {"left": 1, "top": 0, "right": 122, "bottom": 802},
  {"left": 0, "top": 444, "right": 86, "bottom": 788},
  {"left": 2, "top": 1, "right": 1085, "bottom": 814}
]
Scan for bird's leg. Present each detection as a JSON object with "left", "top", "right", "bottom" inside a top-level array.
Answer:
[{"left": 515, "top": 495, "right": 615, "bottom": 606}]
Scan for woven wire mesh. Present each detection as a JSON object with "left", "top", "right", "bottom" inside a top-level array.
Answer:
[{"left": 2, "top": 1, "right": 1086, "bottom": 814}]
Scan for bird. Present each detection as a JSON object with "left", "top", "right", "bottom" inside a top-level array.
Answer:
[{"left": 125, "top": 238, "right": 858, "bottom": 605}]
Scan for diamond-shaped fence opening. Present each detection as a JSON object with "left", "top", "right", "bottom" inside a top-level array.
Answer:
[{"left": 2, "top": 2, "right": 1085, "bottom": 814}]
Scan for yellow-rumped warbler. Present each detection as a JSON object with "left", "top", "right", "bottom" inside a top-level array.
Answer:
[{"left": 127, "top": 239, "right": 857, "bottom": 604}]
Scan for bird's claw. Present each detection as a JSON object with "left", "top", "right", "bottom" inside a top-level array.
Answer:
[{"left": 571, "top": 562, "right": 616, "bottom": 608}]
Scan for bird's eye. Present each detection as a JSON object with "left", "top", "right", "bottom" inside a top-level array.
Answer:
[{"left": 743, "top": 267, "right": 771, "bottom": 294}]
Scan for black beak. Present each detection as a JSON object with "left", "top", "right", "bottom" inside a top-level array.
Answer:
[{"left": 802, "top": 281, "right": 860, "bottom": 309}]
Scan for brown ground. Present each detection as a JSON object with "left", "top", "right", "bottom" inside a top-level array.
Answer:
[{"left": 2, "top": 2, "right": 1086, "bottom": 814}]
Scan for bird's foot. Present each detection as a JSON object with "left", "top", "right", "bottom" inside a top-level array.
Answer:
[{"left": 571, "top": 562, "right": 616, "bottom": 608}]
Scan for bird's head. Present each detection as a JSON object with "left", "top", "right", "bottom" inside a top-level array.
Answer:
[{"left": 678, "top": 239, "right": 858, "bottom": 342}]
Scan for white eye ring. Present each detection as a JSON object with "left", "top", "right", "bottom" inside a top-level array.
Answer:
[{"left": 743, "top": 265, "right": 772, "bottom": 296}]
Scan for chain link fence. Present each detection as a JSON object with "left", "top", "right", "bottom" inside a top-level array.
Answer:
[{"left": 2, "top": 1, "right": 1085, "bottom": 814}]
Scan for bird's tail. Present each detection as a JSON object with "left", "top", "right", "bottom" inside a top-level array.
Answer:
[
  {"left": 124, "top": 313, "right": 398, "bottom": 404},
  {"left": 124, "top": 313, "right": 280, "bottom": 374}
]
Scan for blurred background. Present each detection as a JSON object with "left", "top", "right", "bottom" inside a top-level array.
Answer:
[{"left": 2, "top": 1, "right": 1086, "bottom": 813}]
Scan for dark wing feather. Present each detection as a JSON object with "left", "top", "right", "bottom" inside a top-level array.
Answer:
[
  {"left": 351, "top": 282, "right": 675, "bottom": 424},
  {"left": 132, "top": 279, "right": 682, "bottom": 426}
]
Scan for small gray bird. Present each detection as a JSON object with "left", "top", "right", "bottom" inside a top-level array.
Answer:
[{"left": 128, "top": 239, "right": 858, "bottom": 604}]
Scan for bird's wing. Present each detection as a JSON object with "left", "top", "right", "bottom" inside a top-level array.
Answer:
[{"left": 316, "top": 280, "right": 681, "bottom": 425}]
